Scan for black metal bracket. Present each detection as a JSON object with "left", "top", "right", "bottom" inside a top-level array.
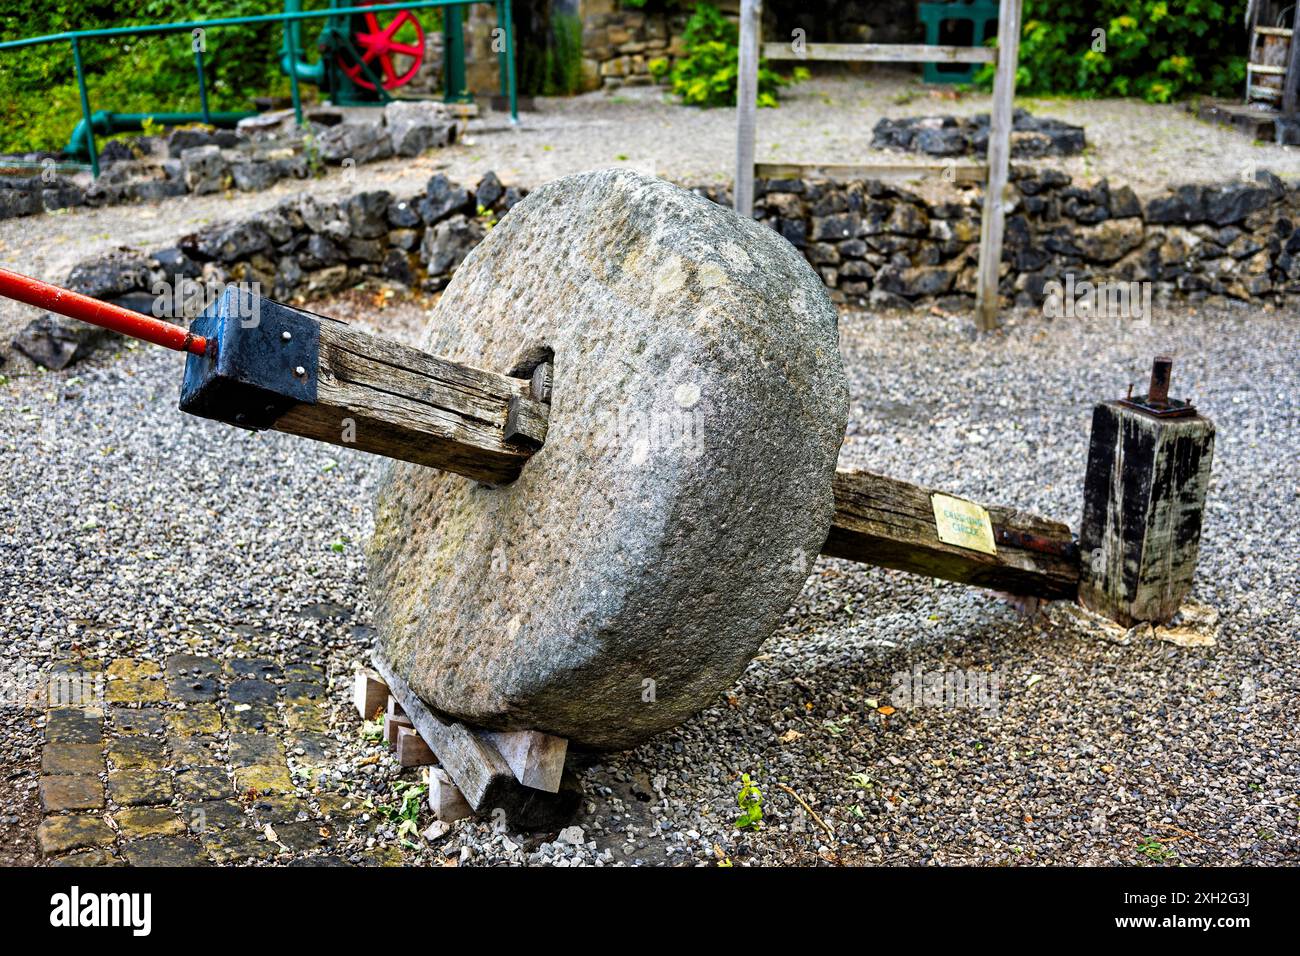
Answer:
[
  {"left": 1117, "top": 395, "right": 1197, "bottom": 419},
  {"left": 179, "top": 286, "right": 320, "bottom": 431}
]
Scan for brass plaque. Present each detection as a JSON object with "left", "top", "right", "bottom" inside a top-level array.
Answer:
[{"left": 931, "top": 493, "right": 997, "bottom": 555}]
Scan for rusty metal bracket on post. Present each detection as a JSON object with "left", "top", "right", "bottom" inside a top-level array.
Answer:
[{"left": 1119, "top": 354, "right": 1197, "bottom": 419}]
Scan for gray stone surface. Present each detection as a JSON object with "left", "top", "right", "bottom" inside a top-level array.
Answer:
[
  {"left": 384, "top": 100, "right": 456, "bottom": 157},
  {"left": 318, "top": 122, "right": 393, "bottom": 165},
  {"left": 180, "top": 145, "right": 228, "bottom": 196},
  {"left": 369, "top": 169, "right": 848, "bottom": 750}
]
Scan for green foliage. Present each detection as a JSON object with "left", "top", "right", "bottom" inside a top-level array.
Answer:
[
  {"left": 668, "top": 2, "right": 804, "bottom": 108},
  {"left": 541, "top": 12, "right": 584, "bottom": 96},
  {"left": 516, "top": 7, "right": 585, "bottom": 97},
  {"left": 1136, "top": 835, "right": 1178, "bottom": 863},
  {"left": 379, "top": 781, "right": 427, "bottom": 842},
  {"left": 979, "top": 0, "right": 1246, "bottom": 103},
  {"left": 733, "top": 773, "right": 763, "bottom": 830},
  {"left": 0, "top": 1, "right": 300, "bottom": 153}
]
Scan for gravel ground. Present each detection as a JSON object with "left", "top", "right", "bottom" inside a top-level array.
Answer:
[
  {"left": 2, "top": 293, "right": 1296, "bottom": 866},
  {"left": 6, "top": 72, "right": 1299, "bottom": 345}
]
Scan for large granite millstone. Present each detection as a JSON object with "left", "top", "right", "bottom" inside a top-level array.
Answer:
[{"left": 369, "top": 169, "right": 848, "bottom": 750}]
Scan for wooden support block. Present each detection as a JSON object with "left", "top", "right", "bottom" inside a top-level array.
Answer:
[
  {"left": 761, "top": 42, "right": 996, "bottom": 64},
  {"left": 386, "top": 695, "right": 405, "bottom": 719},
  {"left": 397, "top": 725, "right": 437, "bottom": 768},
  {"left": 484, "top": 730, "right": 568, "bottom": 793},
  {"left": 384, "top": 712, "right": 412, "bottom": 747},
  {"left": 371, "top": 651, "right": 582, "bottom": 830},
  {"left": 823, "top": 469, "right": 1079, "bottom": 600},
  {"left": 353, "top": 668, "right": 388, "bottom": 721},
  {"left": 426, "top": 767, "right": 473, "bottom": 822},
  {"left": 1078, "top": 400, "right": 1215, "bottom": 625}
]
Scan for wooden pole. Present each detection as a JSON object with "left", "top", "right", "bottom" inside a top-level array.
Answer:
[
  {"left": 734, "top": 0, "right": 761, "bottom": 217},
  {"left": 1284, "top": 3, "right": 1300, "bottom": 118},
  {"left": 823, "top": 469, "right": 1079, "bottom": 599},
  {"left": 974, "top": 0, "right": 1023, "bottom": 332}
]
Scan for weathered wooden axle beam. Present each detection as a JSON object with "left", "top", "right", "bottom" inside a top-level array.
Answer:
[
  {"left": 178, "top": 286, "right": 548, "bottom": 486},
  {"left": 175, "top": 292, "right": 1213, "bottom": 622},
  {"left": 825, "top": 470, "right": 1079, "bottom": 599}
]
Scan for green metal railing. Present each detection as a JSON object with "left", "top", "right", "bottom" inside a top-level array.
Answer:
[{"left": 0, "top": 0, "right": 517, "bottom": 178}]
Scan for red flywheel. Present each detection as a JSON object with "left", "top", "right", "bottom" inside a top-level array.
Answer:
[{"left": 337, "top": 3, "right": 425, "bottom": 92}]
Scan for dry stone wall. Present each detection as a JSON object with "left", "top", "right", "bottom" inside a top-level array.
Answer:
[{"left": 11, "top": 165, "right": 1300, "bottom": 370}]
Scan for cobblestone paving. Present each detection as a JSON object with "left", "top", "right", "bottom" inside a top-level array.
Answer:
[{"left": 35, "top": 647, "right": 405, "bottom": 867}]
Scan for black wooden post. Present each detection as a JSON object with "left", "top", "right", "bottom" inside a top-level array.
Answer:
[{"left": 1078, "top": 357, "right": 1216, "bottom": 626}]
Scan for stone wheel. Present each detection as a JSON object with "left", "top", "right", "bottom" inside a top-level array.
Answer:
[{"left": 368, "top": 170, "right": 848, "bottom": 750}]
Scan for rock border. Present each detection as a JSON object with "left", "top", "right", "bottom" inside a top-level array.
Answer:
[
  {"left": 0, "top": 102, "right": 460, "bottom": 222},
  {"left": 10, "top": 164, "right": 1300, "bottom": 370}
]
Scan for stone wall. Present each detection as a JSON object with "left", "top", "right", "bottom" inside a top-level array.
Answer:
[
  {"left": 0, "top": 102, "right": 458, "bottom": 223},
  {"left": 733, "top": 167, "right": 1295, "bottom": 310},
  {"left": 14, "top": 166, "right": 1300, "bottom": 369},
  {"left": 576, "top": 0, "right": 920, "bottom": 91},
  {"left": 580, "top": 1, "right": 688, "bottom": 90},
  {"left": 10, "top": 171, "right": 524, "bottom": 370}
]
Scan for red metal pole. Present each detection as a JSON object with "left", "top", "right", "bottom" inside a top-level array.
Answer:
[{"left": 0, "top": 266, "right": 207, "bottom": 356}]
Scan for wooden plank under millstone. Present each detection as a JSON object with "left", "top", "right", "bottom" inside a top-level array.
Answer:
[
  {"left": 1078, "top": 401, "right": 1215, "bottom": 625},
  {"left": 370, "top": 651, "right": 581, "bottom": 831}
]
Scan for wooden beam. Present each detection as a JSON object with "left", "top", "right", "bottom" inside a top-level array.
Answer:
[
  {"left": 822, "top": 469, "right": 1079, "bottom": 599},
  {"left": 353, "top": 668, "right": 388, "bottom": 721},
  {"left": 734, "top": 0, "right": 761, "bottom": 218},
  {"left": 273, "top": 320, "right": 544, "bottom": 486},
  {"left": 756, "top": 161, "right": 987, "bottom": 183},
  {"left": 974, "top": 0, "right": 1023, "bottom": 332},
  {"left": 370, "top": 650, "right": 581, "bottom": 830},
  {"left": 180, "top": 290, "right": 546, "bottom": 487},
  {"left": 484, "top": 730, "right": 568, "bottom": 793},
  {"left": 762, "top": 42, "right": 996, "bottom": 64}
]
